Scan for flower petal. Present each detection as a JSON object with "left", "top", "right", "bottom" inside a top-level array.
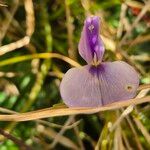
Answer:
[
  {"left": 60, "top": 61, "right": 139, "bottom": 107},
  {"left": 78, "top": 16, "right": 105, "bottom": 64},
  {"left": 91, "top": 61, "right": 139, "bottom": 105},
  {"left": 60, "top": 66, "right": 103, "bottom": 107}
]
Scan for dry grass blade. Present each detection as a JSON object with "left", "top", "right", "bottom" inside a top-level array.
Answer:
[
  {"left": 120, "top": 0, "right": 150, "bottom": 45},
  {"left": 0, "top": 0, "right": 19, "bottom": 44},
  {"left": 133, "top": 117, "right": 150, "bottom": 144},
  {"left": 0, "top": 107, "right": 81, "bottom": 130},
  {"left": 109, "top": 105, "right": 134, "bottom": 132},
  {"left": 138, "top": 84, "right": 150, "bottom": 91},
  {"left": 113, "top": 126, "right": 125, "bottom": 150},
  {"left": 37, "top": 125, "right": 79, "bottom": 150},
  {"left": 126, "top": 116, "right": 144, "bottom": 150},
  {"left": 39, "top": 119, "right": 81, "bottom": 129},
  {"left": 0, "top": 107, "right": 16, "bottom": 114},
  {"left": 0, "top": 0, "right": 35, "bottom": 56},
  {"left": 0, "top": 36, "right": 30, "bottom": 55},
  {"left": 0, "top": 3, "right": 7, "bottom": 7},
  {"left": 65, "top": 0, "right": 76, "bottom": 59},
  {"left": 122, "top": 131, "right": 132, "bottom": 150},
  {"left": 24, "top": 0, "right": 35, "bottom": 36},
  {"left": 0, "top": 95, "right": 149, "bottom": 122},
  {"left": 117, "top": 3, "right": 127, "bottom": 39},
  {"left": 129, "top": 34, "right": 150, "bottom": 47},
  {"left": 109, "top": 87, "right": 150, "bottom": 132},
  {"left": 50, "top": 116, "right": 74, "bottom": 148}
]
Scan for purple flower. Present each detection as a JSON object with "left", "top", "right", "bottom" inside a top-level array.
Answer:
[
  {"left": 60, "top": 16, "right": 139, "bottom": 107},
  {"left": 78, "top": 16, "right": 105, "bottom": 65}
]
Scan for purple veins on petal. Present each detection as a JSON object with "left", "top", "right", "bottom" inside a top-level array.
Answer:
[
  {"left": 90, "top": 61, "right": 139, "bottom": 105},
  {"left": 60, "top": 66, "right": 103, "bottom": 107},
  {"left": 60, "top": 61, "right": 139, "bottom": 107},
  {"left": 78, "top": 16, "right": 105, "bottom": 64}
]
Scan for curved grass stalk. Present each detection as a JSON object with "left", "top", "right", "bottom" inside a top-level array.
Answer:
[
  {"left": 0, "top": 95, "right": 149, "bottom": 122},
  {"left": 0, "top": 53, "right": 81, "bottom": 67},
  {"left": 137, "top": 84, "right": 150, "bottom": 91}
]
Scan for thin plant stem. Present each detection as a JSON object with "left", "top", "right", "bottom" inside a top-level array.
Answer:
[
  {"left": 0, "top": 96, "right": 149, "bottom": 122},
  {"left": 0, "top": 128, "right": 32, "bottom": 150},
  {"left": 50, "top": 116, "right": 75, "bottom": 148},
  {"left": 1, "top": 3, "right": 52, "bottom": 140},
  {"left": 0, "top": 53, "right": 80, "bottom": 67},
  {"left": 65, "top": 0, "right": 76, "bottom": 60},
  {"left": 126, "top": 116, "right": 144, "bottom": 150}
]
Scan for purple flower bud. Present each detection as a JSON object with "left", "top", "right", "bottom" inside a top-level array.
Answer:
[
  {"left": 78, "top": 16, "right": 105, "bottom": 65},
  {"left": 60, "top": 16, "right": 139, "bottom": 108}
]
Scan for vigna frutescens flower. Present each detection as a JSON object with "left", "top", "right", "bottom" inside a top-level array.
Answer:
[{"left": 60, "top": 16, "right": 139, "bottom": 107}]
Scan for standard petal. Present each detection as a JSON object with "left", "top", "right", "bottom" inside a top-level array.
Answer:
[
  {"left": 95, "top": 61, "right": 139, "bottom": 105},
  {"left": 78, "top": 16, "right": 105, "bottom": 64},
  {"left": 60, "top": 66, "right": 102, "bottom": 107},
  {"left": 60, "top": 61, "right": 139, "bottom": 107}
]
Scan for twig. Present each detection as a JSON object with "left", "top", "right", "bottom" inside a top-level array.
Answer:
[
  {"left": 50, "top": 116, "right": 74, "bottom": 148},
  {"left": 120, "top": 0, "right": 150, "bottom": 46},
  {"left": 73, "top": 118, "right": 85, "bottom": 150},
  {"left": 109, "top": 105, "right": 134, "bottom": 132},
  {"left": 117, "top": 3, "right": 127, "bottom": 39},
  {"left": 95, "top": 124, "right": 109, "bottom": 150},
  {"left": 126, "top": 116, "right": 144, "bottom": 150},
  {"left": 122, "top": 130, "right": 132, "bottom": 150},
  {"left": 133, "top": 117, "right": 150, "bottom": 144},
  {"left": 0, "top": 107, "right": 81, "bottom": 130},
  {"left": 133, "top": 106, "right": 150, "bottom": 144},
  {"left": 24, "top": 0, "right": 35, "bottom": 36},
  {"left": 130, "top": 54, "right": 150, "bottom": 62},
  {"left": 0, "top": 95, "right": 149, "bottom": 121},
  {"left": 0, "top": 0, "right": 35, "bottom": 56},
  {"left": 0, "top": 128, "right": 32, "bottom": 150},
  {"left": 113, "top": 125, "right": 125, "bottom": 150},
  {"left": 0, "top": 36, "right": 30, "bottom": 55},
  {"left": 1, "top": 3, "right": 48, "bottom": 141},
  {"left": 0, "top": 3, "right": 7, "bottom": 7},
  {"left": 129, "top": 34, "right": 150, "bottom": 47},
  {"left": 37, "top": 119, "right": 81, "bottom": 130},
  {"left": 109, "top": 88, "right": 150, "bottom": 132},
  {"left": 0, "top": 0, "right": 19, "bottom": 44},
  {"left": 37, "top": 125, "right": 79, "bottom": 150},
  {"left": 65, "top": 0, "right": 76, "bottom": 60}
]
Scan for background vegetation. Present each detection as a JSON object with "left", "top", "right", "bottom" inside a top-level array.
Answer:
[{"left": 0, "top": 0, "right": 150, "bottom": 149}]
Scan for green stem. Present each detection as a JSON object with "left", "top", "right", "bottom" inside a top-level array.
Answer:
[{"left": 0, "top": 53, "right": 80, "bottom": 67}]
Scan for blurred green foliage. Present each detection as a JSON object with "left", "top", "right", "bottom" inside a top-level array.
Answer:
[{"left": 0, "top": 0, "right": 149, "bottom": 149}]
